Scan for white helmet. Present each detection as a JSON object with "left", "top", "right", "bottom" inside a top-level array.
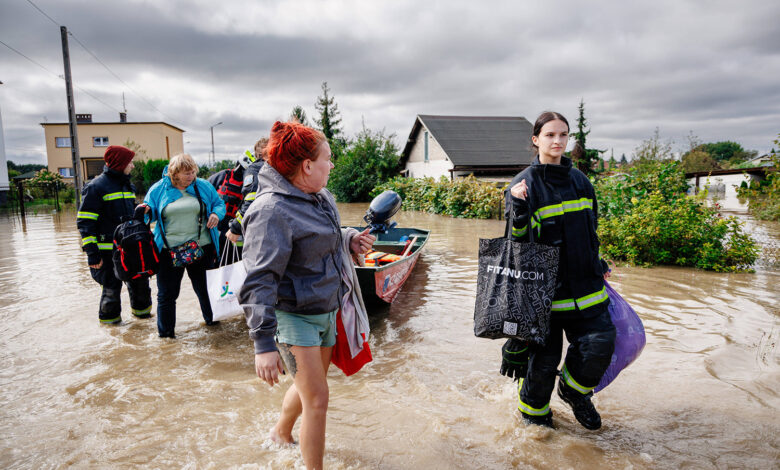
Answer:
[{"left": 238, "top": 149, "right": 256, "bottom": 169}]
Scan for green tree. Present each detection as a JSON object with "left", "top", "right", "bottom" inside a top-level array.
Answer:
[
  {"left": 314, "top": 82, "right": 344, "bottom": 156},
  {"left": 7, "top": 161, "right": 46, "bottom": 174},
  {"left": 123, "top": 139, "right": 148, "bottom": 159},
  {"left": 680, "top": 132, "right": 720, "bottom": 173},
  {"left": 694, "top": 141, "right": 757, "bottom": 168},
  {"left": 198, "top": 159, "right": 235, "bottom": 179},
  {"left": 569, "top": 99, "right": 601, "bottom": 174},
  {"left": 633, "top": 127, "right": 674, "bottom": 162},
  {"left": 290, "top": 105, "right": 309, "bottom": 126},
  {"left": 327, "top": 127, "right": 400, "bottom": 202},
  {"left": 681, "top": 149, "right": 720, "bottom": 173},
  {"left": 620, "top": 153, "right": 628, "bottom": 166}
]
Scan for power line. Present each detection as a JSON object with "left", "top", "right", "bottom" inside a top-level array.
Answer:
[
  {"left": 25, "top": 0, "right": 182, "bottom": 125},
  {"left": 25, "top": 0, "right": 60, "bottom": 26},
  {"left": 0, "top": 38, "right": 122, "bottom": 113},
  {"left": 67, "top": 33, "right": 179, "bottom": 123}
]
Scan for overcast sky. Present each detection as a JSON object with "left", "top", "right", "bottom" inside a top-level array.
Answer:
[{"left": 1, "top": 0, "right": 779, "bottom": 166}]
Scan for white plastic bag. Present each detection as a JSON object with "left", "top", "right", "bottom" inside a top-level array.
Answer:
[{"left": 206, "top": 242, "right": 247, "bottom": 321}]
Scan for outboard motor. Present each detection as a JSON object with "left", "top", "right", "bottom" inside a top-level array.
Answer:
[{"left": 363, "top": 190, "right": 402, "bottom": 233}]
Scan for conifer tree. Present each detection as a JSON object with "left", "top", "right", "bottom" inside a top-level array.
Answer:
[
  {"left": 314, "top": 82, "right": 343, "bottom": 144},
  {"left": 570, "top": 99, "right": 600, "bottom": 174},
  {"left": 290, "top": 105, "right": 309, "bottom": 126}
]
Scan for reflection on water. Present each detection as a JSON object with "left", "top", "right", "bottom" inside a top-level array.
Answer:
[{"left": 0, "top": 205, "right": 778, "bottom": 469}]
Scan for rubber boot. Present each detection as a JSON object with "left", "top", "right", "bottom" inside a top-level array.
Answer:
[
  {"left": 557, "top": 375, "right": 602, "bottom": 430},
  {"left": 521, "top": 411, "right": 555, "bottom": 429}
]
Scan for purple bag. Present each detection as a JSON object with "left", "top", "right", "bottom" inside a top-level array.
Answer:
[{"left": 594, "top": 281, "right": 646, "bottom": 393}]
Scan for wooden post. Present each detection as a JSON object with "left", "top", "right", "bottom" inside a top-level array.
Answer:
[
  {"left": 17, "top": 180, "right": 25, "bottom": 219},
  {"left": 61, "top": 26, "right": 82, "bottom": 206}
]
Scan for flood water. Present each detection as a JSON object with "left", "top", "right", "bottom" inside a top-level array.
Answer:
[{"left": 1, "top": 204, "right": 778, "bottom": 469}]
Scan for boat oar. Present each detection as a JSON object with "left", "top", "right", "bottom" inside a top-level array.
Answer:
[{"left": 402, "top": 236, "right": 418, "bottom": 257}]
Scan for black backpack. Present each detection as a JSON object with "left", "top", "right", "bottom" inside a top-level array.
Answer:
[{"left": 112, "top": 205, "right": 160, "bottom": 281}]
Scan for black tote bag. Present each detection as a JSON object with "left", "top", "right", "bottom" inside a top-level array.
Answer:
[{"left": 473, "top": 227, "right": 559, "bottom": 344}]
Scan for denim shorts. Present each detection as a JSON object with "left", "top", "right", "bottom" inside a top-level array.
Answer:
[{"left": 275, "top": 309, "right": 337, "bottom": 347}]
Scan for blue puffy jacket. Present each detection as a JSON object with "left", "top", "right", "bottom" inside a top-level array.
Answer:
[{"left": 143, "top": 166, "right": 226, "bottom": 254}]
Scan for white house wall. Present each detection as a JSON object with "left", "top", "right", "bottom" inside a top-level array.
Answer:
[
  {"left": 687, "top": 173, "right": 760, "bottom": 211},
  {"left": 405, "top": 125, "right": 453, "bottom": 179}
]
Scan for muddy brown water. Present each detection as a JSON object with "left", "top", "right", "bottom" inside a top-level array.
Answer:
[{"left": 0, "top": 205, "right": 778, "bottom": 469}]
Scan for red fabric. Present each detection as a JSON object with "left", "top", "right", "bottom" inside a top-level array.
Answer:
[
  {"left": 331, "top": 310, "right": 372, "bottom": 376},
  {"left": 104, "top": 145, "right": 135, "bottom": 171}
]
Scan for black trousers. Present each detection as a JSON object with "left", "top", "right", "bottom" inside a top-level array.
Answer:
[
  {"left": 89, "top": 252, "right": 152, "bottom": 321},
  {"left": 155, "top": 243, "right": 217, "bottom": 337},
  {"left": 520, "top": 306, "right": 616, "bottom": 411}
]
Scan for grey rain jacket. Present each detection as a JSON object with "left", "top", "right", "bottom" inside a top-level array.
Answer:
[{"left": 239, "top": 164, "right": 354, "bottom": 354}]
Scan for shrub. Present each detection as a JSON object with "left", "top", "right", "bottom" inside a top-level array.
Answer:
[
  {"left": 735, "top": 137, "right": 779, "bottom": 221},
  {"left": 372, "top": 175, "right": 505, "bottom": 219},
  {"left": 595, "top": 160, "right": 689, "bottom": 219},
  {"left": 198, "top": 159, "right": 235, "bottom": 179},
  {"left": 328, "top": 128, "right": 400, "bottom": 202},
  {"left": 142, "top": 159, "right": 169, "bottom": 191},
  {"left": 598, "top": 191, "right": 758, "bottom": 272}
]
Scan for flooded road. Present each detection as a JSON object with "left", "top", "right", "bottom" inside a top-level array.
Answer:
[{"left": 1, "top": 205, "right": 778, "bottom": 469}]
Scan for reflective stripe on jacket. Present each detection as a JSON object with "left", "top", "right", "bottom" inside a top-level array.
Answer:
[
  {"left": 77, "top": 167, "right": 138, "bottom": 259},
  {"left": 229, "top": 159, "right": 264, "bottom": 235},
  {"left": 505, "top": 156, "right": 609, "bottom": 316}
]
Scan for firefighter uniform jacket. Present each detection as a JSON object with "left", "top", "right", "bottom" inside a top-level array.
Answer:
[
  {"left": 208, "top": 165, "right": 245, "bottom": 233},
  {"left": 229, "top": 159, "right": 264, "bottom": 236},
  {"left": 77, "top": 166, "right": 138, "bottom": 265},
  {"left": 505, "top": 156, "right": 609, "bottom": 318}
]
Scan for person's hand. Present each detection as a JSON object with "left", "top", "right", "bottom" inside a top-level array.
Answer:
[
  {"left": 603, "top": 259, "right": 615, "bottom": 280},
  {"left": 206, "top": 213, "right": 219, "bottom": 229},
  {"left": 143, "top": 205, "right": 150, "bottom": 213},
  {"left": 226, "top": 230, "right": 241, "bottom": 243},
  {"left": 89, "top": 259, "right": 103, "bottom": 269},
  {"left": 510, "top": 179, "right": 528, "bottom": 200},
  {"left": 500, "top": 339, "right": 529, "bottom": 380},
  {"left": 350, "top": 228, "right": 375, "bottom": 255},
  {"left": 255, "top": 351, "right": 285, "bottom": 386}
]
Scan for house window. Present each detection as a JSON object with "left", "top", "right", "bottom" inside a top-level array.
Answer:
[
  {"left": 424, "top": 131, "right": 429, "bottom": 162},
  {"left": 58, "top": 167, "right": 74, "bottom": 177},
  {"left": 85, "top": 159, "right": 105, "bottom": 179},
  {"left": 55, "top": 137, "right": 71, "bottom": 148},
  {"left": 93, "top": 136, "right": 109, "bottom": 147}
]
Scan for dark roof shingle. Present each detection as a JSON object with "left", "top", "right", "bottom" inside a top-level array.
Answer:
[{"left": 403, "top": 115, "right": 534, "bottom": 167}]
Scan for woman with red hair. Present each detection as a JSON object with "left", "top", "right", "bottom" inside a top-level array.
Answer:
[{"left": 238, "top": 121, "right": 374, "bottom": 469}]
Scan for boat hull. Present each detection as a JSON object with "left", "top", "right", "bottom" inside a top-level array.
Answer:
[{"left": 348, "top": 227, "right": 429, "bottom": 305}]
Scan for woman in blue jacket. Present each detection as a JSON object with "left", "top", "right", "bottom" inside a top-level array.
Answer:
[{"left": 144, "top": 153, "right": 226, "bottom": 338}]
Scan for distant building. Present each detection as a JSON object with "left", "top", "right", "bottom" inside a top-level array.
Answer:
[
  {"left": 0, "top": 101, "right": 9, "bottom": 204},
  {"left": 746, "top": 153, "right": 775, "bottom": 167},
  {"left": 41, "top": 113, "right": 185, "bottom": 181},
  {"left": 400, "top": 115, "right": 534, "bottom": 182},
  {"left": 0, "top": 82, "right": 9, "bottom": 204}
]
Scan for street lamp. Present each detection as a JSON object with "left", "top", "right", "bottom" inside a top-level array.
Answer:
[{"left": 210, "top": 121, "right": 223, "bottom": 165}]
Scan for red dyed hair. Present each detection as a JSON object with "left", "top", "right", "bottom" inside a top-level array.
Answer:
[{"left": 266, "top": 121, "right": 326, "bottom": 179}]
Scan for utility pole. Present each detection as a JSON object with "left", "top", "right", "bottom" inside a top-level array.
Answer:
[
  {"left": 61, "top": 26, "right": 82, "bottom": 205},
  {"left": 210, "top": 121, "right": 223, "bottom": 166}
]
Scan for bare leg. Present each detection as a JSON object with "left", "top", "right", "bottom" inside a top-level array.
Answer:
[
  {"left": 271, "top": 345, "right": 333, "bottom": 469},
  {"left": 270, "top": 343, "right": 302, "bottom": 444}
]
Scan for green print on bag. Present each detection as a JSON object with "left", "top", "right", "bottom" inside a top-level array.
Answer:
[{"left": 220, "top": 281, "right": 233, "bottom": 298}]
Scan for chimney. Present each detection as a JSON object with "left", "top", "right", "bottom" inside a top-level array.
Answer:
[
  {"left": 119, "top": 112, "right": 127, "bottom": 123},
  {"left": 76, "top": 113, "right": 92, "bottom": 123}
]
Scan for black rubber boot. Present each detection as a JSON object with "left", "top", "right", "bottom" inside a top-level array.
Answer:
[
  {"left": 557, "top": 376, "right": 602, "bottom": 430},
  {"left": 521, "top": 411, "right": 555, "bottom": 429}
]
